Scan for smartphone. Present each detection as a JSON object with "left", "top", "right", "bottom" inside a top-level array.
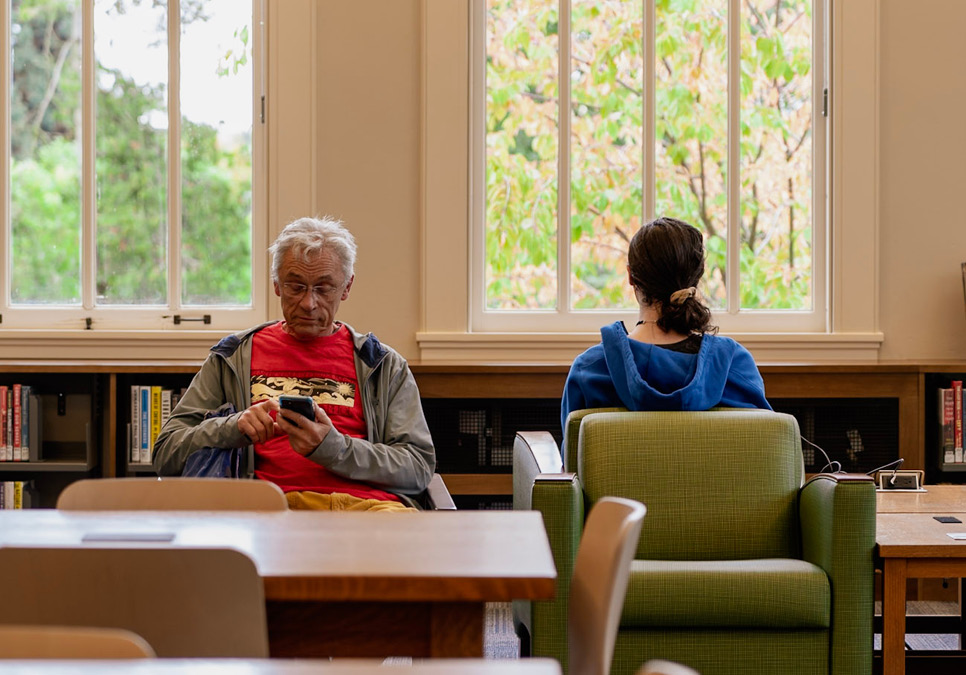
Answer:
[{"left": 278, "top": 394, "right": 316, "bottom": 420}]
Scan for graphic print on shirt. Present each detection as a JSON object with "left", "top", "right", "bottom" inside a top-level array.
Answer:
[{"left": 251, "top": 375, "right": 356, "bottom": 408}]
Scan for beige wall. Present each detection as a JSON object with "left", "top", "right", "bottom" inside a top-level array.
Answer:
[
  {"left": 301, "top": 0, "right": 966, "bottom": 363},
  {"left": 877, "top": 0, "right": 966, "bottom": 360},
  {"left": 308, "top": 1, "right": 423, "bottom": 357}
]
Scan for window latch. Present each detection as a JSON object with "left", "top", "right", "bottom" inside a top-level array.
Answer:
[{"left": 167, "top": 314, "right": 212, "bottom": 326}]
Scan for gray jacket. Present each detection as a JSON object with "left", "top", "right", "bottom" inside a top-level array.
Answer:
[{"left": 152, "top": 322, "right": 436, "bottom": 495}]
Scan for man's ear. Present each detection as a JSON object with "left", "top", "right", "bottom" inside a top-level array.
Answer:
[
  {"left": 626, "top": 265, "right": 634, "bottom": 286},
  {"left": 273, "top": 280, "right": 281, "bottom": 297},
  {"left": 342, "top": 275, "right": 354, "bottom": 300}
]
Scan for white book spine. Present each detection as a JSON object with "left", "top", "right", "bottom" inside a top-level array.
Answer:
[{"left": 131, "top": 385, "right": 140, "bottom": 463}]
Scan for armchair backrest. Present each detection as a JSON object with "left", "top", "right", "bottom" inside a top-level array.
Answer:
[{"left": 576, "top": 409, "right": 803, "bottom": 560}]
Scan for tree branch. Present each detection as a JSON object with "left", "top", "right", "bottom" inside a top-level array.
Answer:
[
  {"left": 29, "top": 26, "right": 80, "bottom": 148},
  {"left": 746, "top": 0, "right": 770, "bottom": 36}
]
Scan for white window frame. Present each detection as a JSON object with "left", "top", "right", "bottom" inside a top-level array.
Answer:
[
  {"left": 469, "top": 0, "right": 827, "bottom": 335},
  {"left": 418, "top": 0, "right": 882, "bottom": 364},
  {"left": 0, "top": 0, "right": 268, "bottom": 333}
]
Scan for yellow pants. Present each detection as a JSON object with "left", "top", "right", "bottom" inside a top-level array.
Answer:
[{"left": 286, "top": 490, "right": 416, "bottom": 512}]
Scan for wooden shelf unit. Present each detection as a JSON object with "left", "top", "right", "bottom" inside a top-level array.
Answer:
[{"left": 1, "top": 360, "right": 964, "bottom": 503}]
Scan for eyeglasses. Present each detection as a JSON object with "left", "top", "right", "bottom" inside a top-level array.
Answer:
[{"left": 281, "top": 281, "right": 344, "bottom": 300}]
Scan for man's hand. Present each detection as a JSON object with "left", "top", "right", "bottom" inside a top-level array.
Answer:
[
  {"left": 237, "top": 398, "right": 280, "bottom": 444},
  {"left": 276, "top": 402, "right": 332, "bottom": 457}
]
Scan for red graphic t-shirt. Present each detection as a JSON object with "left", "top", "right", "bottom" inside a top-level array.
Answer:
[{"left": 251, "top": 321, "right": 399, "bottom": 502}]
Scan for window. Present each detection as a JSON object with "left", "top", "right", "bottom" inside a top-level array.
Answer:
[
  {"left": 472, "top": 0, "right": 826, "bottom": 333},
  {"left": 1, "top": 0, "right": 265, "bottom": 330}
]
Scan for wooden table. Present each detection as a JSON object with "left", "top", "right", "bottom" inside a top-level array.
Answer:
[
  {"left": 0, "top": 510, "right": 556, "bottom": 658},
  {"left": 877, "top": 485, "right": 966, "bottom": 514},
  {"left": 0, "top": 659, "right": 563, "bottom": 675},
  {"left": 877, "top": 508, "right": 966, "bottom": 675}
]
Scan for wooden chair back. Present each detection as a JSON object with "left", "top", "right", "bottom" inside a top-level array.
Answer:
[
  {"left": 56, "top": 477, "right": 287, "bottom": 511},
  {"left": 637, "top": 659, "right": 702, "bottom": 675},
  {"left": 568, "top": 496, "right": 646, "bottom": 675},
  {"left": 0, "top": 625, "right": 155, "bottom": 658},
  {"left": 0, "top": 546, "right": 268, "bottom": 657}
]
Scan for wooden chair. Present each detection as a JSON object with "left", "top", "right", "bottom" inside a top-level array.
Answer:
[
  {"left": 569, "top": 496, "right": 646, "bottom": 675},
  {"left": 56, "top": 477, "right": 288, "bottom": 510},
  {"left": 0, "top": 625, "right": 155, "bottom": 658},
  {"left": 637, "top": 660, "right": 701, "bottom": 675},
  {"left": 0, "top": 547, "right": 267, "bottom": 657}
]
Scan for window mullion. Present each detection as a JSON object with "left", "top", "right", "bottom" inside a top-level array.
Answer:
[
  {"left": 726, "top": 0, "right": 740, "bottom": 315},
  {"left": 167, "top": 0, "right": 182, "bottom": 314},
  {"left": 82, "top": 0, "right": 95, "bottom": 310},
  {"left": 0, "top": 0, "right": 9, "bottom": 311},
  {"left": 643, "top": 0, "right": 654, "bottom": 222},
  {"left": 557, "top": 0, "right": 571, "bottom": 316}
]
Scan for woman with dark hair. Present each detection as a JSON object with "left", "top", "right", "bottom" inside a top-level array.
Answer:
[{"left": 561, "top": 217, "right": 770, "bottom": 432}]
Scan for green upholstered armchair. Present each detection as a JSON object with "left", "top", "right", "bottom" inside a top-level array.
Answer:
[{"left": 512, "top": 409, "right": 876, "bottom": 675}]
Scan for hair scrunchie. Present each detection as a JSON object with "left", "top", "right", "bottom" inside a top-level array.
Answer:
[{"left": 669, "top": 286, "right": 697, "bottom": 306}]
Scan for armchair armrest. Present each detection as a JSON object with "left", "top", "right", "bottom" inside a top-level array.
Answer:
[
  {"left": 528, "top": 471, "right": 584, "bottom": 670},
  {"left": 799, "top": 472, "right": 875, "bottom": 675},
  {"left": 425, "top": 473, "right": 456, "bottom": 510},
  {"left": 513, "top": 431, "right": 564, "bottom": 511}
]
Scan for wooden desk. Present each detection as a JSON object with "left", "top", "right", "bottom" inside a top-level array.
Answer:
[
  {"left": 0, "top": 510, "right": 556, "bottom": 658},
  {"left": 877, "top": 512, "right": 966, "bottom": 675},
  {"left": 877, "top": 485, "right": 966, "bottom": 514},
  {"left": 0, "top": 659, "right": 563, "bottom": 675}
]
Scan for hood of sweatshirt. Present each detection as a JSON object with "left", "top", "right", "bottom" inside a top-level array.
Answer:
[{"left": 600, "top": 321, "right": 742, "bottom": 411}]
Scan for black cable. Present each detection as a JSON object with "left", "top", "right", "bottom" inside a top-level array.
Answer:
[
  {"left": 802, "top": 435, "right": 906, "bottom": 478},
  {"left": 865, "top": 457, "right": 904, "bottom": 476}
]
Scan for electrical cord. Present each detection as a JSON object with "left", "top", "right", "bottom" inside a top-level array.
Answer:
[
  {"left": 801, "top": 435, "right": 841, "bottom": 473},
  {"left": 802, "top": 434, "right": 906, "bottom": 478}
]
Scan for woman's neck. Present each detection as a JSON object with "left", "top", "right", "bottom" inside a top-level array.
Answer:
[{"left": 628, "top": 312, "right": 689, "bottom": 345}]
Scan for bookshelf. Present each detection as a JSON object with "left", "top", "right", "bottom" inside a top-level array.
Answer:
[
  {"left": 0, "top": 360, "right": 964, "bottom": 506},
  {"left": 922, "top": 367, "right": 966, "bottom": 482}
]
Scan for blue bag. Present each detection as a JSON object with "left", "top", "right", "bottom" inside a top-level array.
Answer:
[{"left": 181, "top": 403, "right": 243, "bottom": 478}]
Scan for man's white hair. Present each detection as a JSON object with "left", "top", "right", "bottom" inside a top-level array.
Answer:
[{"left": 269, "top": 216, "right": 357, "bottom": 283}]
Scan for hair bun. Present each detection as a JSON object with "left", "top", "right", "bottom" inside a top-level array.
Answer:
[{"left": 669, "top": 287, "right": 697, "bottom": 306}]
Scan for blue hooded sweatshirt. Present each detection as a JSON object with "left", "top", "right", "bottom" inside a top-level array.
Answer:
[{"left": 561, "top": 321, "right": 771, "bottom": 432}]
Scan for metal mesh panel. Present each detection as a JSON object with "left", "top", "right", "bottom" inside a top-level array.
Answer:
[
  {"left": 422, "top": 398, "right": 562, "bottom": 473},
  {"left": 771, "top": 398, "right": 899, "bottom": 474},
  {"left": 453, "top": 495, "right": 514, "bottom": 510}
]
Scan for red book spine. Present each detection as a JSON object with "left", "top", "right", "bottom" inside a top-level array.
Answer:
[
  {"left": 11, "top": 384, "right": 21, "bottom": 462},
  {"left": 0, "top": 385, "right": 7, "bottom": 462},
  {"left": 954, "top": 381, "right": 964, "bottom": 462}
]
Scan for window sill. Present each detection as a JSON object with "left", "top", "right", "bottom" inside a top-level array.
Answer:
[
  {"left": 0, "top": 329, "right": 225, "bottom": 362},
  {"left": 415, "top": 331, "right": 885, "bottom": 365}
]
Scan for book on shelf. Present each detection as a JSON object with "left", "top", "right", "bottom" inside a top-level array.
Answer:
[
  {"left": 0, "top": 385, "right": 6, "bottom": 462},
  {"left": 940, "top": 387, "right": 956, "bottom": 464},
  {"left": 130, "top": 385, "right": 140, "bottom": 463},
  {"left": 3, "top": 387, "right": 14, "bottom": 462},
  {"left": 129, "top": 385, "right": 184, "bottom": 465},
  {"left": 0, "top": 481, "right": 35, "bottom": 509},
  {"left": 139, "top": 386, "right": 150, "bottom": 463},
  {"left": 150, "top": 385, "right": 162, "bottom": 461},
  {"left": 26, "top": 394, "right": 42, "bottom": 462},
  {"left": 161, "top": 389, "right": 173, "bottom": 428},
  {"left": 954, "top": 380, "right": 964, "bottom": 464},
  {"left": 0, "top": 385, "right": 42, "bottom": 462},
  {"left": 12, "top": 384, "right": 21, "bottom": 461}
]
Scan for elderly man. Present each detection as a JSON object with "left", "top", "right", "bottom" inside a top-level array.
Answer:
[{"left": 152, "top": 216, "right": 435, "bottom": 511}]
